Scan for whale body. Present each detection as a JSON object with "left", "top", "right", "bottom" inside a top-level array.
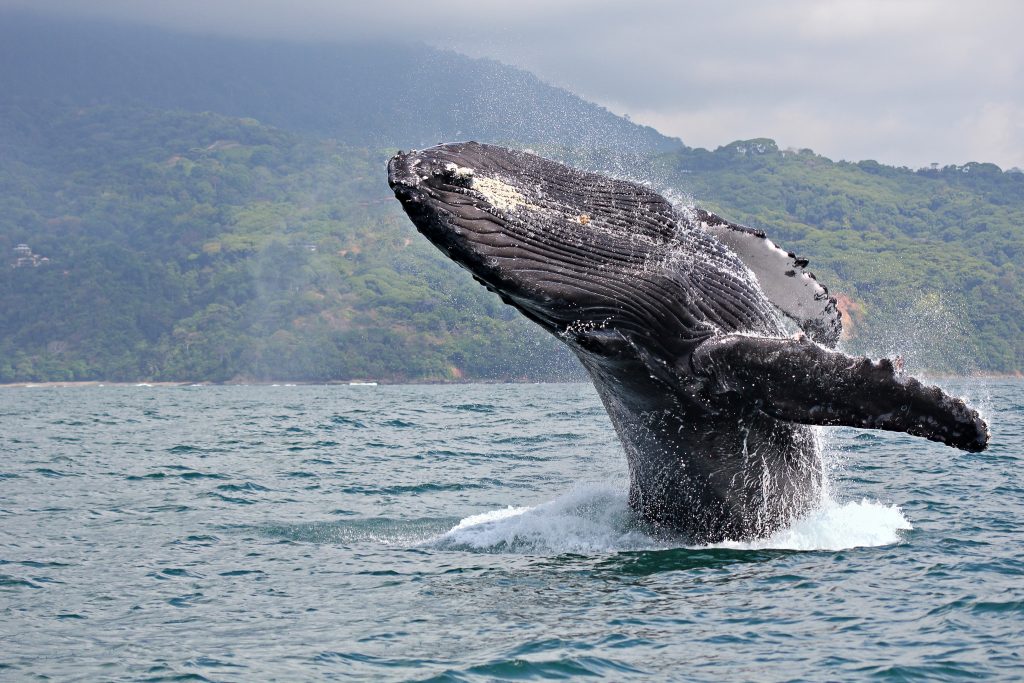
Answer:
[{"left": 388, "top": 141, "right": 989, "bottom": 542}]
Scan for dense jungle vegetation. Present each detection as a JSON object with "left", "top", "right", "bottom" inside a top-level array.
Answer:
[
  {"left": 1, "top": 15, "right": 1021, "bottom": 382},
  {"left": 0, "top": 106, "right": 572, "bottom": 382}
]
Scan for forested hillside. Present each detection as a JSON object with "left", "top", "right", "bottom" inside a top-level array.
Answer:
[
  {"left": 1, "top": 14, "right": 1021, "bottom": 382},
  {"left": 0, "top": 106, "right": 573, "bottom": 382}
]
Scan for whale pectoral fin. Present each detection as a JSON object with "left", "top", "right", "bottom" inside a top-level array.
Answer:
[
  {"left": 696, "top": 210, "right": 842, "bottom": 347},
  {"left": 690, "top": 334, "right": 990, "bottom": 452}
]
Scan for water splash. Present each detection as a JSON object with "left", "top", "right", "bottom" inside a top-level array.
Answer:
[
  {"left": 427, "top": 484, "right": 911, "bottom": 555},
  {"left": 711, "top": 498, "right": 912, "bottom": 552},
  {"left": 427, "top": 486, "right": 652, "bottom": 554}
]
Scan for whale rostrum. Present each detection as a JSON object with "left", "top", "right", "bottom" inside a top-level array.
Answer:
[{"left": 387, "top": 141, "right": 990, "bottom": 543}]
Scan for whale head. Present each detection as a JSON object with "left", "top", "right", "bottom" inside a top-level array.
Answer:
[{"left": 387, "top": 141, "right": 726, "bottom": 354}]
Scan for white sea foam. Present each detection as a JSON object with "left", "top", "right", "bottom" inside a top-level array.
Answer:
[
  {"left": 429, "top": 486, "right": 652, "bottom": 554},
  {"left": 710, "top": 497, "right": 912, "bottom": 551},
  {"left": 429, "top": 484, "right": 912, "bottom": 554}
]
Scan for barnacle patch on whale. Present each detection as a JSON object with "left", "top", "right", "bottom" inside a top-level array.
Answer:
[{"left": 470, "top": 174, "right": 541, "bottom": 212}]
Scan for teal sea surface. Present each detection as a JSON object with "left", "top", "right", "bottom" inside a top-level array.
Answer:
[{"left": 1, "top": 381, "right": 1021, "bottom": 681}]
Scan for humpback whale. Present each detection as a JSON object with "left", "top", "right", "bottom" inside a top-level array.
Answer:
[{"left": 387, "top": 142, "right": 989, "bottom": 543}]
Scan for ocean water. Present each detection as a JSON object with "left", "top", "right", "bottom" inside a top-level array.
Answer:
[{"left": 1, "top": 380, "right": 1021, "bottom": 681}]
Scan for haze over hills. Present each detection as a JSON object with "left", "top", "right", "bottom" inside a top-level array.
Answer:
[
  {"left": 1, "top": 13, "right": 1021, "bottom": 382},
  {"left": 0, "top": 13, "right": 678, "bottom": 156}
]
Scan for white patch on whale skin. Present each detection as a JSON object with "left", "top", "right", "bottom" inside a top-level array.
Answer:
[
  {"left": 471, "top": 174, "right": 541, "bottom": 213},
  {"left": 443, "top": 162, "right": 474, "bottom": 180}
]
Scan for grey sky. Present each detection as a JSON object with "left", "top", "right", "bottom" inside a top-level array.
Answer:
[{"left": 6, "top": 0, "right": 1023, "bottom": 169}]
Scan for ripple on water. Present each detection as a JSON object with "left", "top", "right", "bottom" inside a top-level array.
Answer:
[
  {"left": 381, "top": 418, "right": 417, "bottom": 428},
  {"left": 33, "top": 468, "right": 72, "bottom": 478},
  {"left": 218, "top": 569, "right": 265, "bottom": 577},
  {"left": 179, "top": 471, "right": 229, "bottom": 481},
  {"left": 323, "top": 415, "right": 366, "bottom": 429},
  {"left": 126, "top": 472, "right": 168, "bottom": 480},
  {"left": 206, "top": 492, "right": 256, "bottom": 505},
  {"left": 241, "top": 517, "right": 457, "bottom": 545},
  {"left": 443, "top": 403, "right": 496, "bottom": 413},
  {"left": 0, "top": 574, "right": 43, "bottom": 589},
  {"left": 166, "top": 444, "right": 229, "bottom": 454},
  {"left": 0, "top": 560, "right": 73, "bottom": 569},
  {"left": 216, "top": 482, "right": 270, "bottom": 493},
  {"left": 342, "top": 481, "right": 500, "bottom": 496},
  {"left": 170, "top": 535, "right": 220, "bottom": 546},
  {"left": 149, "top": 568, "right": 204, "bottom": 580},
  {"left": 432, "top": 654, "right": 648, "bottom": 680}
]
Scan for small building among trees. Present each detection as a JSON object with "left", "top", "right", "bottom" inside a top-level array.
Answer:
[{"left": 12, "top": 243, "right": 49, "bottom": 268}]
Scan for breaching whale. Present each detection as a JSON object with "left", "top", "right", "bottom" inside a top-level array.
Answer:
[{"left": 387, "top": 141, "right": 990, "bottom": 542}]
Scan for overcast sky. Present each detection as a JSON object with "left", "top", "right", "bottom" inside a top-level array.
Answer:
[{"left": 6, "top": 0, "right": 1023, "bottom": 169}]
